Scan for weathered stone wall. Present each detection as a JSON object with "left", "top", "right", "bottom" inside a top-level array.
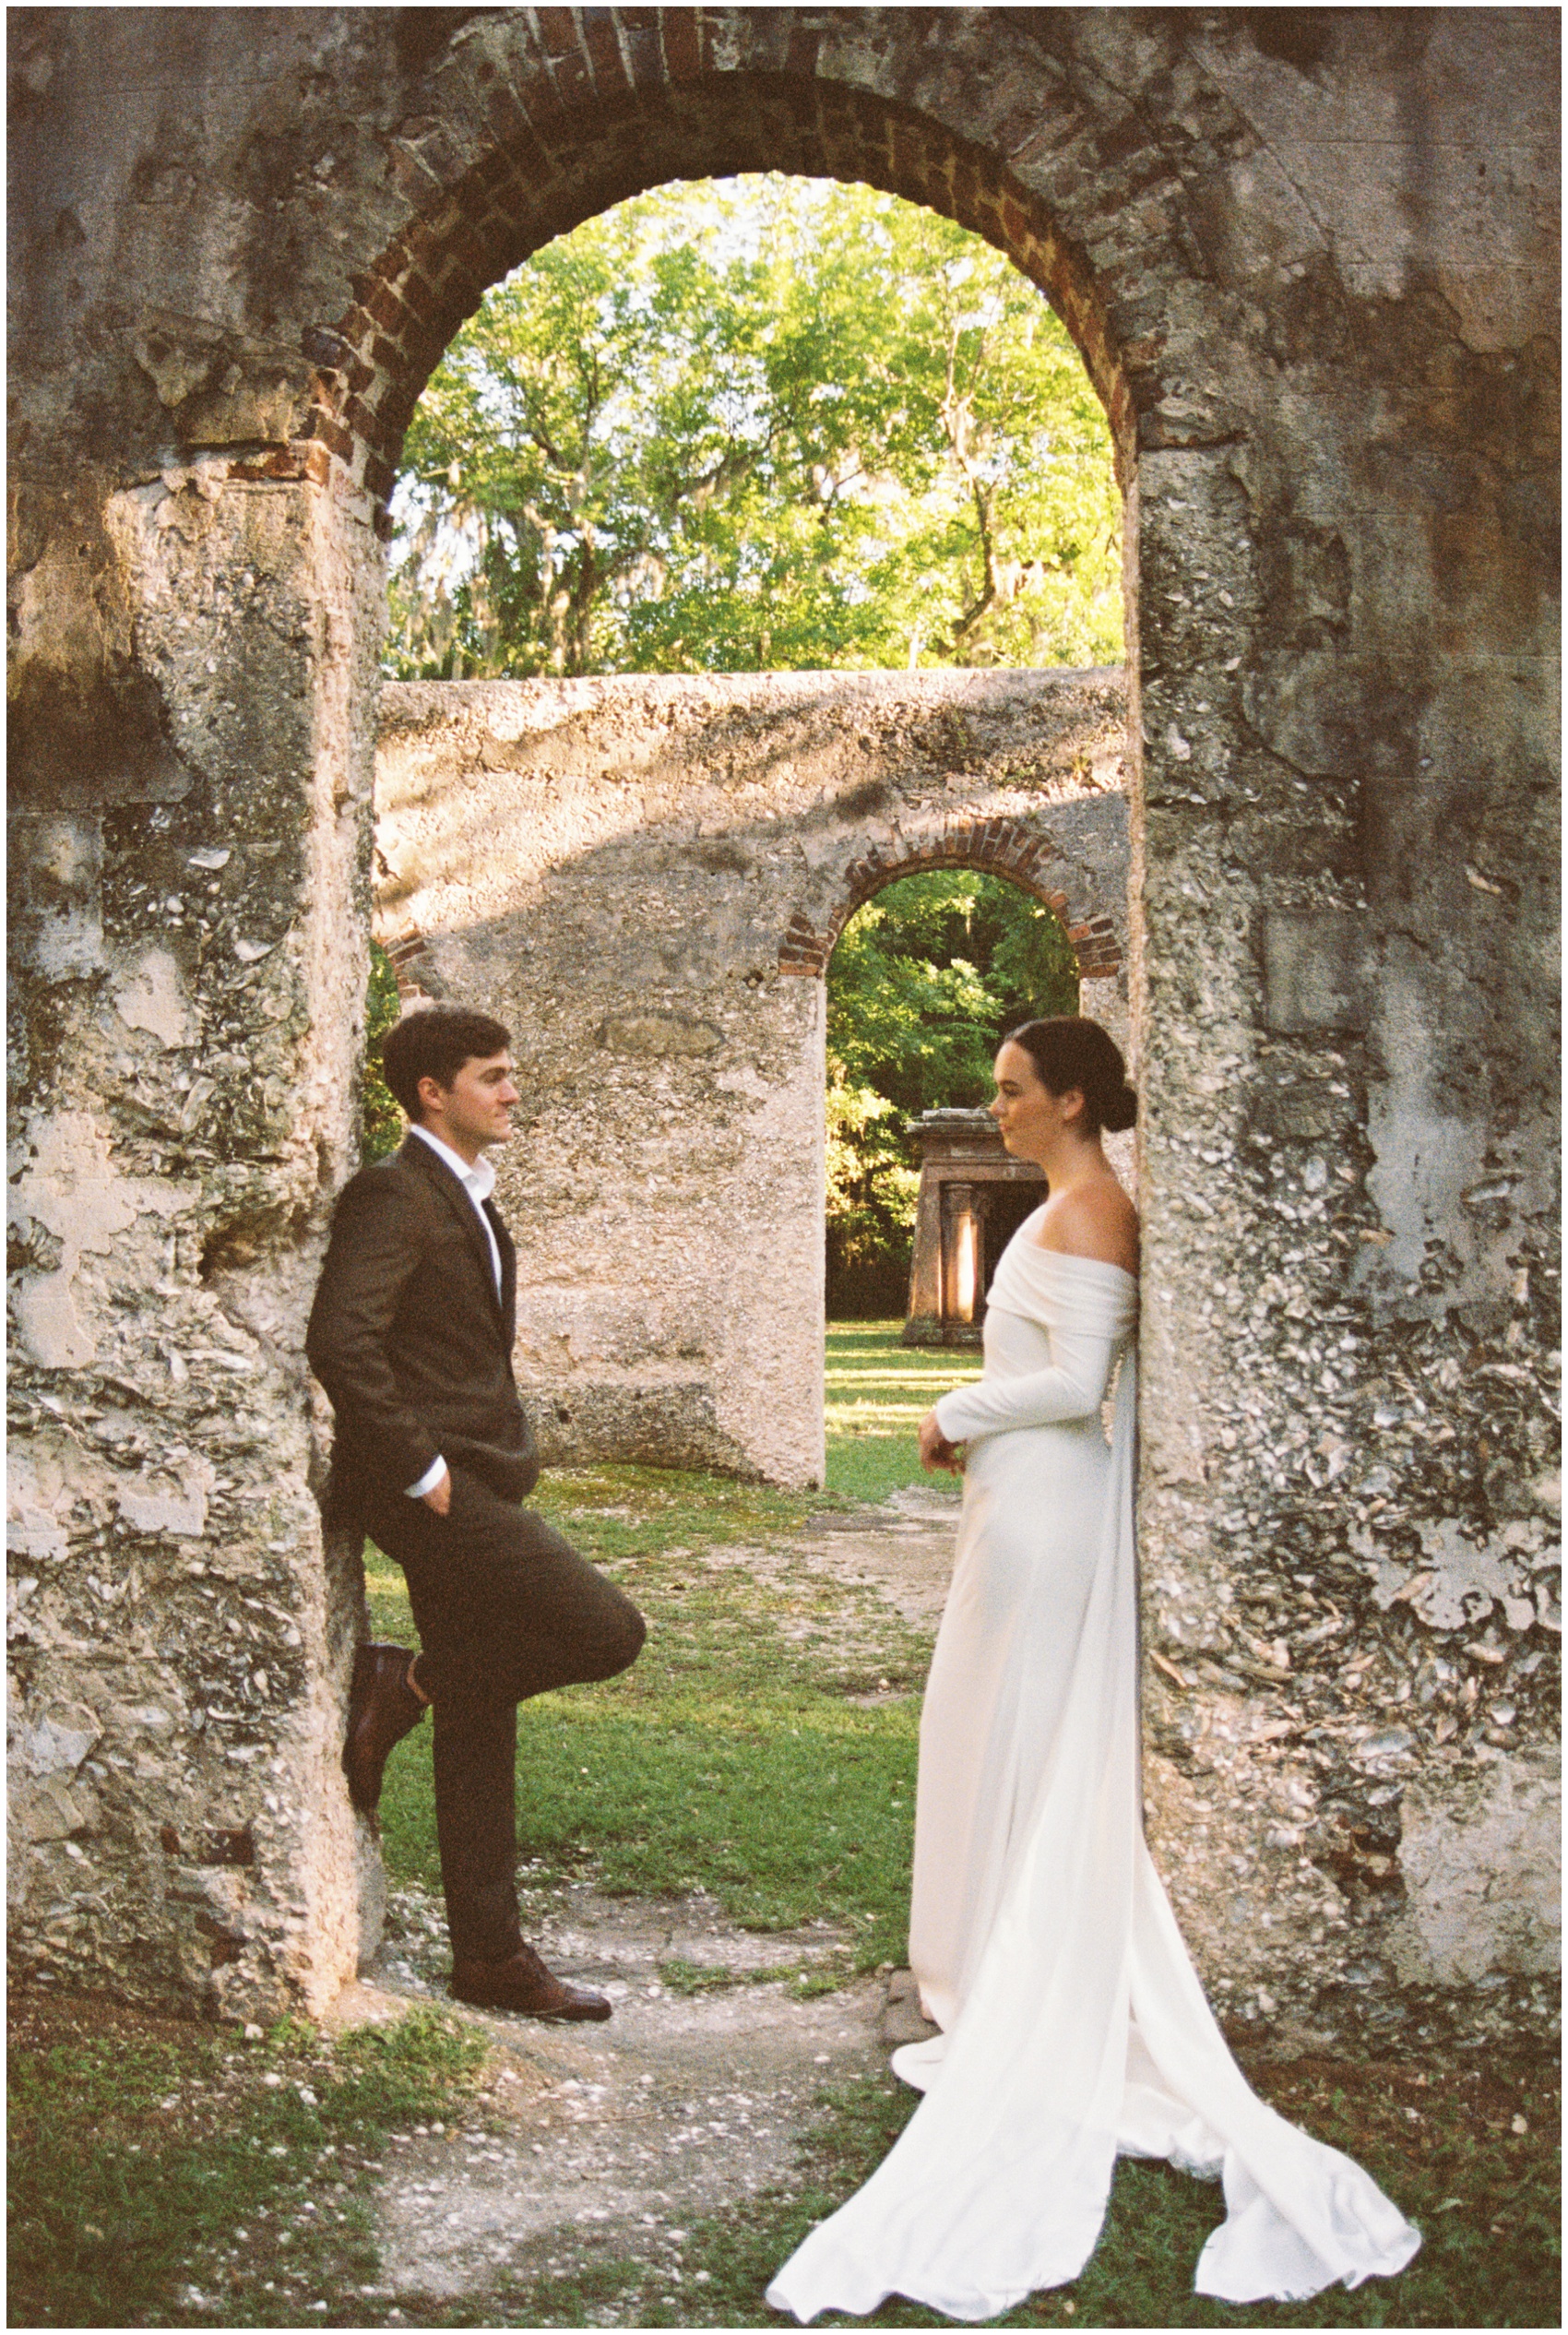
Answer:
[
  {"left": 8, "top": 8, "right": 1558, "bottom": 2040},
  {"left": 374, "top": 670, "right": 1129, "bottom": 1485},
  {"left": 7, "top": 461, "right": 388, "bottom": 2017}
]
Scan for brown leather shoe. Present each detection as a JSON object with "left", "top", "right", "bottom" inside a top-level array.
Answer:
[
  {"left": 449, "top": 1941, "right": 612, "bottom": 2022},
  {"left": 343, "top": 1641, "right": 425, "bottom": 1815}
]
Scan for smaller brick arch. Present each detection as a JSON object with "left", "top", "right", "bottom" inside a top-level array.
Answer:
[
  {"left": 380, "top": 923, "right": 436, "bottom": 1001},
  {"left": 778, "top": 816, "right": 1123, "bottom": 982}
]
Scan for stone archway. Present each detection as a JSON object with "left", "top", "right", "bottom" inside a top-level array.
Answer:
[
  {"left": 303, "top": 53, "right": 1137, "bottom": 521},
  {"left": 10, "top": 11, "right": 1559, "bottom": 2038}
]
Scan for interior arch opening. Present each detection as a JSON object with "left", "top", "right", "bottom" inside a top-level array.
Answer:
[
  {"left": 823, "top": 861, "right": 1082, "bottom": 1504},
  {"left": 379, "top": 172, "right": 1121, "bottom": 685},
  {"left": 367, "top": 169, "right": 1128, "bottom": 1497}
]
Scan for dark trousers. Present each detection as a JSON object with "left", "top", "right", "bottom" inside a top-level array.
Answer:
[{"left": 359, "top": 1465, "right": 645, "bottom": 1962}]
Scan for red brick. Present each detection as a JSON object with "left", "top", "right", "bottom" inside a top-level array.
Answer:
[
  {"left": 949, "top": 160, "right": 982, "bottom": 231},
  {"left": 398, "top": 317, "right": 447, "bottom": 379},
  {"left": 307, "top": 412, "right": 356, "bottom": 464},
  {"left": 581, "top": 9, "right": 631, "bottom": 95},
  {"left": 661, "top": 7, "right": 701, "bottom": 82},
  {"left": 359, "top": 277, "right": 408, "bottom": 334},
  {"left": 1001, "top": 195, "right": 1034, "bottom": 253},
  {"left": 483, "top": 77, "right": 550, "bottom": 171},
  {"left": 343, "top": 391, "right": 382, "bottom": 443},
  {"left": 226, "top": 447, "right": 311, "bottom": 484},
  {"left": 621, "top": 18, "right": 665, "bottom": 90},
  {"left": 374, "top": 382, "right": 417, "bottom": 444},
  {"left": 516, "top": 51, "right": 568, "bottom": 130},
  {"left": 466, "top": 147, "right": 515, "bottom": 199},
  {"left": 785, "top": 23, "right": 822, "bottom": 77},
  {"left": 546, "top": 34, "right": 595, "bottom": 111},
  {"left": 446, "top": 220, "right": 493, "bottom": 281},
  {"left": 336, "top": 305, "right": 379, "bottom": 358},
  {"left": 532, "top": 5, "right": 577, "bottom": 60},
  {"left": 888, "top": 122, "right": 936, "bottom": 204},
  {"left": 400, "top": 269, "right": 444, "bottom": 327}
]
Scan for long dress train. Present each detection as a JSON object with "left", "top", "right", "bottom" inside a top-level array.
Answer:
[{"left": 768, "top": 1229, "right": 1420, "bottom": 2323}]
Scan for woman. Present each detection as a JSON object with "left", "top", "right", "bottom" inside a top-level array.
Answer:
[{"left": 768, "top": 1019, "right": 1419, "bottom": 2323}]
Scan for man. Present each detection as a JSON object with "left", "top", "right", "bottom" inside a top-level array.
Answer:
[{"left": 307, "top": 1004, "right": 645, "bottom": 2019}]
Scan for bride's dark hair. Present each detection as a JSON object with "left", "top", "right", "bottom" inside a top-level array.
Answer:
[{"left": 1004, "top": 1017, "right": 1137, "bottom": 1136}]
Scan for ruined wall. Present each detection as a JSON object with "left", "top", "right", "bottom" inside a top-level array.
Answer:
[
  {"left": 8, "top": 8, "right": 1558, "bottom": 2038},
  {"left": 374, "top": 670, "right": 1129, "bottom": 1484},
  {"left": 7, "top": 459, "right": 387, "bottom": 2016}
]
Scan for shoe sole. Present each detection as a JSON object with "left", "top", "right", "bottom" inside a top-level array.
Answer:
[{"left": 448, "top": 1986, "right": 612, "bottom": 2022}]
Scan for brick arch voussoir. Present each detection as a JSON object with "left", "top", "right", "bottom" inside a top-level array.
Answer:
[
  {"left": 778, "top": 819, "right": 1123, "bottom": 983},
  {"left": 293, "top": 29, "right": 1157, "bottom": 530}
]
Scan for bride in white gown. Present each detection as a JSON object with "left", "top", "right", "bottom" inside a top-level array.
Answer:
[{"left": 769, "top": 1019, "right": 1420, "bottom": 2324}]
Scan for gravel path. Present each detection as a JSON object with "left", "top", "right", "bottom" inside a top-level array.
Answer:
[{"left": 328, "top": 1889, "right": 890, "bottom": 2308}]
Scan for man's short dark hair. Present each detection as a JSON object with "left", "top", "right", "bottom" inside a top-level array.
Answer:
[{"left": 379, "top": 1006, "right": 513, "bottom": 1121}]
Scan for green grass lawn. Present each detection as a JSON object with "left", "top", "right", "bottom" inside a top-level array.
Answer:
[
  {"left": 369, "top": 1474, "right": 932, "bottom": 1971},
  {"left": 823, "top": 1318, "right": 980, "bottom": 1503}
]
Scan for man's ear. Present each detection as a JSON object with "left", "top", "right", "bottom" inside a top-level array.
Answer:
[{"left": 415, "top": 1071, "right": 447, "bottom": 1119}]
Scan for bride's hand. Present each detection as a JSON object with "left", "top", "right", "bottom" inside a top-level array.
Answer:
[{"left": 919, "top": 1409, "right": 964, "bottom": 1475}]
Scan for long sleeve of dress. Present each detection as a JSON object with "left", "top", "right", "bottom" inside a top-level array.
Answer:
[{"left": 933, "top": 1318, "right": 1119, "bottom": 1442}]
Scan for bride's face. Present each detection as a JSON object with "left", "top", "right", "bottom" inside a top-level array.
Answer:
[{"left": 991, "top": 1041, "right": 1082, "bottom": 1158}]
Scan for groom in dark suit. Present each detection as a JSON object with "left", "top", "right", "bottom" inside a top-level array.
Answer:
[{"left": 307, "top": 1005, "right": 645, "bottom": 2019}]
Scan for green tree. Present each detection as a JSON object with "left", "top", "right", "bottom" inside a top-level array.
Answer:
[
  {"left": 388, "top": 176, "right": 1121, "bottom": 679},
  {"left": 362, "top": 939, "right": 405, "bottom": 1163},
  {"left": 826, "top": 872, "right": 1080, "bottom": 1310}
]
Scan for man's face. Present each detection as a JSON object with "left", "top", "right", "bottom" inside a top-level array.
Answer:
[{"left": 418, "top": 1051, "right": 518, "bottom": 1159}]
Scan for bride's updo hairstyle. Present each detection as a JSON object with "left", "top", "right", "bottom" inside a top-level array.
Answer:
[{"left": 1004, "top": 1017, "right": 1137, "bottom": 1136}]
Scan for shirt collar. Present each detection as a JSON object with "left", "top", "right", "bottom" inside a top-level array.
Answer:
[{"left": 410, "top": 1123, "right": 496, "bottom": 1203}]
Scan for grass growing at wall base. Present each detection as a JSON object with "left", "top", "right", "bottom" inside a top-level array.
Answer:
[{"left": 7, "top": 1997, "right": 485, "bottom": 2329}]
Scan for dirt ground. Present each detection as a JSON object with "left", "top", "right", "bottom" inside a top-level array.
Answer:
[{"left": 718, "top": 1483, "right": 962, "bottom": 1629}]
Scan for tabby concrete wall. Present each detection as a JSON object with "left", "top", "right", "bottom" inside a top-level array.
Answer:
[
  {"left": 8, "top": 8, "right": 1558, "bottom": 2041},
  {"left": 374, "top": 669, "right": 1129, "bottom": 1486}
]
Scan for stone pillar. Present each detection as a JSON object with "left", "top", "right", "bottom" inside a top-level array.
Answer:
[
  {"left": 943, "top": 1184, "right": 980, "bottom": 1332},
  {"left": 904, "top": 1111, "right": 1047, "bottom": 1347},
  {"left": 8, "top": 459, "right": 386, "bottom": 2018}
]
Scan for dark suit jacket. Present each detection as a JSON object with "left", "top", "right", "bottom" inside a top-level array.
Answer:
[{"left": 306, "top": 1133, "right": 539, "bottom": 1510}]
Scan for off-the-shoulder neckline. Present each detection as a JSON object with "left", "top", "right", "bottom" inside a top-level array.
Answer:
[
  {"left": 1012, "top": 1207, "right": 1138, "bottom": 1283},
  {"left": 1020, "top": 1247, "right": 1138, "bottom": 1284}
]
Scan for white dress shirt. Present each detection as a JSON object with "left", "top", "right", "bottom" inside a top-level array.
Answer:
[{"left": 404, "top": 1125, "right": 504, "bottom": 1497}]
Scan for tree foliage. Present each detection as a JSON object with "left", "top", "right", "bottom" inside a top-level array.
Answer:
[
  {"left": 826, "top": 872, "right": 1080, "bottom": 1310},
  {"left": 388, "top": 176, "right": 1121, "bottom": 679},
  {"left": 362, "top": 939, "right": 405, "bottom": 1163}
]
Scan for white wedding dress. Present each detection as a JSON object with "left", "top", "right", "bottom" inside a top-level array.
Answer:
[{"left": 769, "top": 1221, "right": 1420, "bottom": 2323}]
